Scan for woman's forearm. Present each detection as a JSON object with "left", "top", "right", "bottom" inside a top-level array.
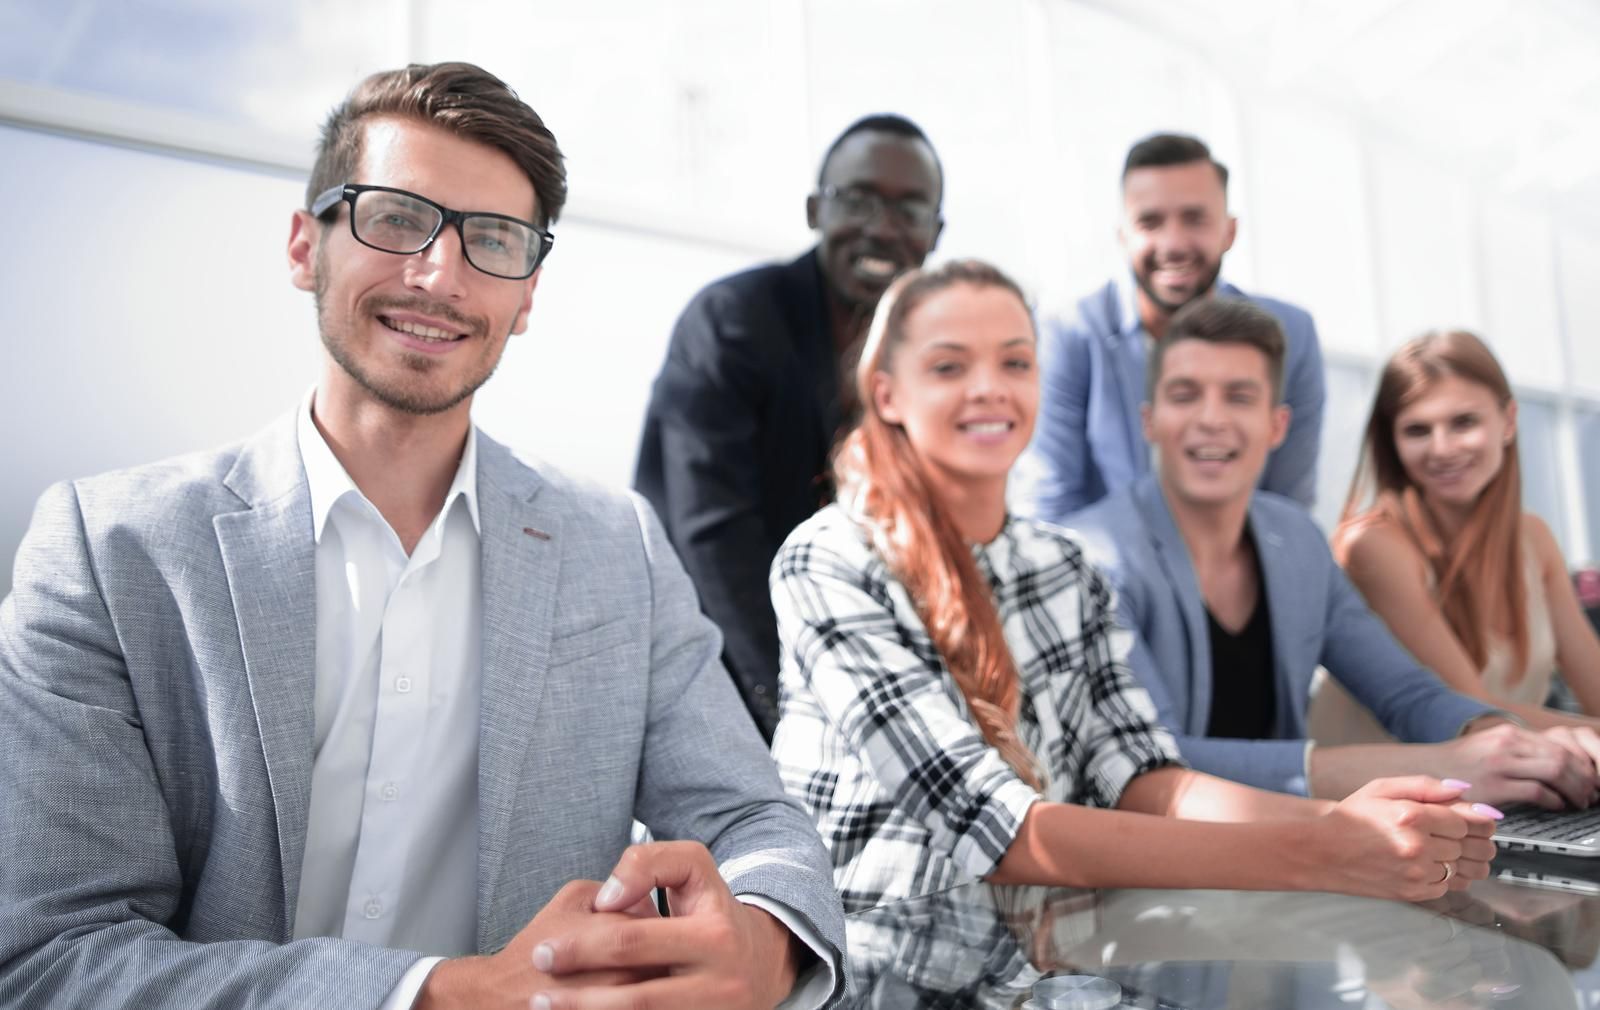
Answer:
[
  {"left": 1120, "top": 765, "right": 1332, "bottom": 821},
  {"left": 987, "top": 797, "right": 1318, "bottom": 891}
]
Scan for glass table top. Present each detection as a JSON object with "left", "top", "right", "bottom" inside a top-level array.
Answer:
[{"left": 843, "top": 848, "right": 1600, "bottom": 1008}]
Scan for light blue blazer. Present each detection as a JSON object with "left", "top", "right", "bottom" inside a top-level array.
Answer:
[
  {"left": 0, "top": 413, "right": 845, "bottom": 1009},
  {"left": 1067, "top": 475, "right": 1493, "bottom": 794}
]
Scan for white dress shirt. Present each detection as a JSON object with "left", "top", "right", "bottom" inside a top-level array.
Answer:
[{"left": 290, "top": 396, "right": 832, "bottom": 1010}]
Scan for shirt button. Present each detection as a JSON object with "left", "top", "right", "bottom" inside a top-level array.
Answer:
[
  {"left": 363, "top": 900, "right": 382, "bottom": 919},
  {"left": 381, "top": 783, "right": 399, "bottom": 801},
  {"left": 395, "top": 676, "right": 412, "bottom": 694}
]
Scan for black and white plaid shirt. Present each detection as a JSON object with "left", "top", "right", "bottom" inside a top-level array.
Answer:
[{"left": 770, "top": 504, "right": 1183, "bottom": 913}]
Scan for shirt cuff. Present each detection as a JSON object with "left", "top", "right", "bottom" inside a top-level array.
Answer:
[
  {"left": 1458, "top": 710, "right": 1522, "bottom": 735},
  {"left": 736, "top": 894, "right": 838, "bottom": 1010},
  {"left": 385, "top": 956, "right": 446, "bottom": 1010}
]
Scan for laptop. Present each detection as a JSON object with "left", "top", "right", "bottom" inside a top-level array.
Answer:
[
  {"left": 1492, "top": 847, "right": 1600, "bottom": 895},
  {"left": 1493, "top": 803, "right": 1600, "bottom": 856}
]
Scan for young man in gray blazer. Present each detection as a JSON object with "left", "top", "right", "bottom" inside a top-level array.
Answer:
[
  {"left": 1066, "top": 297, "right": 1600, "bottom": 808},
  {"left": 0, "top": 63, "right": 843, "bottom": 1010}
]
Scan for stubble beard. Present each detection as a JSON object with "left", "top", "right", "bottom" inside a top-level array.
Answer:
[
  {"left": 313, "top": 265, "right": 500, "bottom": 417},
  {"left": 1134, "top": 254, "right": 1224, "bottom": 317}
]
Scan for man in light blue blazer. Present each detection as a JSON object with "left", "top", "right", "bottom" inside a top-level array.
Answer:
[
  {"left": 0, "top": 63, "right": 843, "bottom": 1010},
  {"left": 1030, "top": 133, "right": 1325, "bottom": 520},
  {"left": 1066, "top": 297, "right": 1600, "bottom": 807}
]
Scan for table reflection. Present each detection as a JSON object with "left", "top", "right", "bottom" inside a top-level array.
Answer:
[{"left": 844, "top": 852, "right": 1600, "bottom": 1009}]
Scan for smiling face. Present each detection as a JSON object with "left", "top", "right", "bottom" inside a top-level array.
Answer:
[
  {"left": 871, "top": 283, "right": 1037, "bottom": 495},
  {"left": 1120, "top": 160, "right": 1236, "bottom": 323},
  {"left": 287, "top": 116, "right": 540, "bottom": 417},
  {"left": 807, "top": 130, "right": 943, "bottom": 311},
  {"left": 1391, "top": 373, "right": 1516, "bottom": 514},
  {"left": 1144, "top": 338, "right": 1289, "bottom": 511}
]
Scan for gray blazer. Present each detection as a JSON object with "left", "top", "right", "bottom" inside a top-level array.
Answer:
[
  {"left": 0, "top": 414, "right": 844, "bottom": 1009},
  {"left": 1068, "top": 475, "right": 1492, "bottom": 794}
]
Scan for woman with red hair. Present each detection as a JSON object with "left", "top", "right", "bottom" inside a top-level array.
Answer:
[
  {"left": 1327, "top": 330, "right": 1600, "bottom": 738},
  {"left": 768, "top": 260, "right": 1494, "bottom": 913}
]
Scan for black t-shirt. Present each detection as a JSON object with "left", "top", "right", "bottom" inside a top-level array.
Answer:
[{"left": 1204, "top": 562, "right": 1277, "bottom": 741}]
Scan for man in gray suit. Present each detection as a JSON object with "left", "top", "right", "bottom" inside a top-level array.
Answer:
[
  {"left": 0, "top": 63, "right": 844, "bottom": 1009},
  {"left": 1066, "top": 297, "right": 1600, "bottom": 808}
]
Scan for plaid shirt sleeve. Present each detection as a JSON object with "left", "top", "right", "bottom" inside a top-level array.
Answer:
[
  {"left": 1026, "top": 539, "right": 1184, "bottom": 808},
  {"left": 771, "top": 516, "right": 1040, "bottom": 883}
]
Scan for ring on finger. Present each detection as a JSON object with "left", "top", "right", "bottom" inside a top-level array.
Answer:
[{"left": 1436, "top": 861, "right": 1455, "bottom": 885}]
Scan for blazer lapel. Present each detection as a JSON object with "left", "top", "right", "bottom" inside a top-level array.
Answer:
[
  {"left": 1098, "top": 281, "right": 1153, "bottom": 485},
  {"left": 1133, "top": 476, "right": 1212, "bottom": 735},
  {"left": 213, "top": 414, "right": 318, "bottom": 924},
  {"left": 473, "top": 434, "right": 563, "bottom": 946},
  {"left": 1246, "top": 498, "right": 1303, "bottom": 733},
  {"left": 786, "top": 251, "right": 842, "bottom": 457}
]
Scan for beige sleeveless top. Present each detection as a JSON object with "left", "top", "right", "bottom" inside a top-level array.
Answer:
[{"left": 1309, "top": 528, "right": 1557, "bottom": 745}]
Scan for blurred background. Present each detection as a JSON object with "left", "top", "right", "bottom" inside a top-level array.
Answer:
[{"left": 3, "top": 0, "right": 1600, "bottom": 596}]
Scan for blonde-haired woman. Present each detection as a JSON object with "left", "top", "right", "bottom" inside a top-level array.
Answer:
[{"left": 769, "top": 260, "right": 1494, "bottom": 913}]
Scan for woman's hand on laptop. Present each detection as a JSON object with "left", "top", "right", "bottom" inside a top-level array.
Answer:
[{"left": 1438, "top": 721, "right": 1600, "bottom": 809}]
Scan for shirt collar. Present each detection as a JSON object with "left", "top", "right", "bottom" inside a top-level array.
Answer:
[{"left": 295, "top": 387, "right": 481, "bottom": 543}]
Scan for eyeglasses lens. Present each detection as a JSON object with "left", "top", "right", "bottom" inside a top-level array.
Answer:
[{"left": 351, "top": 189, "right": 540, "bottom": 279}]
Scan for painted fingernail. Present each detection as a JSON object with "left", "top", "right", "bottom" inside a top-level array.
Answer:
[
  {"left": 1471, "top": 803, "right": 1506, "bottom": 820},
  {"left": 1443, "top": 779, "right": 1473, "bottom": 791},
  {"left": 532, "top": 943, "right": 554, "bottom": 971},
  {"left": 530, "top": 995, "right": 552, "bottom": 1010},
  {"left": 596, "top": 875, "right": 623, "bottom": 907}
]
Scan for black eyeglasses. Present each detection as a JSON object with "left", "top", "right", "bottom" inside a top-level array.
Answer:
[
  {"left": 820, "top": 185, "right": 939, "bottom": 233},
  {"left": 311, "top": 184, "right": 554, "bottom": 280}
]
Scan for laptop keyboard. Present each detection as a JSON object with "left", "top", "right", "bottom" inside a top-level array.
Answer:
[{"left": 1497, "top": 804, "right": 1600, "bottom": 843}]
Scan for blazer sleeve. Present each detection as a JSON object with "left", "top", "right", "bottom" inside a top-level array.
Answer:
[
  {"left": 1030, "top": 316, "right": 1098, "bottom": 523},
  {"left": 1318, "top": 555, "right": 1493, "bottom": 743},
  {"left": 1258, "top": 309, "right": 1325, "bottom": 509},
  {"left": 0, "top": 482, "right": 418, "bottom": 1009},
  {"left": 636, "top": 292, "right": 784, "bottom": 737},
  {"left": 625, "top": 496, "right": 846, "bottom": 1007},
  {"left": 1102, "top": 551, "right": 1315, "bottom": 796}
]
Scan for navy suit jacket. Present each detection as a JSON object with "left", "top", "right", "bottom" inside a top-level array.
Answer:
[
  {"left": 1031, "top": 277, "right": 1326, "bottom": 521},
  {"left": 1067, "top": 475, "right": 1493, "bottom": 794},
  {"left": 634, "top": 250, "right": 844, "bottom": 737}
]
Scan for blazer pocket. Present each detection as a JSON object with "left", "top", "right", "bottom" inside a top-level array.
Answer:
[{"left": 548, "top": 618, "right": 632, "bottom": 667}]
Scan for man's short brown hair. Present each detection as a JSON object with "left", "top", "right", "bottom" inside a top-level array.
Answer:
[
  {"left": 306, "top": 62, "right": 567, "bottom": 228},
  {"left": 1147, "top": 297, "right": 1286, "bottom": 402}
]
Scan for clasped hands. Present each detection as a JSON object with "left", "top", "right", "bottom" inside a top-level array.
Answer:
[{"left": 416, "top": 840, "right": 806, "bottom": 1010}]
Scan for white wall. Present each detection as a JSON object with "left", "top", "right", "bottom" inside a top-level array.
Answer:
[{"left": 0, "top": 124, "right": 754, "bottom": 596}]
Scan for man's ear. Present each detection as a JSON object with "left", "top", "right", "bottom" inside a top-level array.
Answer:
[
  {"left": 1269, "top": 402, "right": 1291, "bottom": 449},
  {"left": 928, "top": 216, "right": 945, "bottom": 254},
  {"left": 1222, "top": 214, "right": 1238, "bottom": 255},
  {"left": 288, "top": 210, "right": 320, "bottom": 293},
  {"left": 806, "top": 192, "right": 821, "bottom": 231},
  {"left": 509, "top": 267, "right": 541, "bottom": 335},
  {"left": 1140, "top": 401, "right": 1154, "bottom": 443},
  {"left": 871, "top": 371, "right": 900, "bottom": 425}
]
